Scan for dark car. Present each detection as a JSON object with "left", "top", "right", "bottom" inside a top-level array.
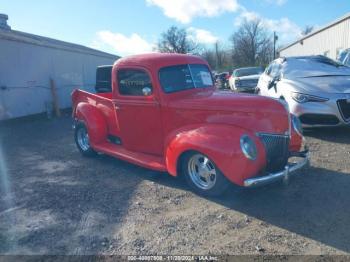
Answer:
[{"left": 215, "top": 72, "right": 230, "bottom": 89}]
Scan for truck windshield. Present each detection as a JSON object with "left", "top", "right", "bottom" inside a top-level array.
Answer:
[{"left": 159, "top": 64, "right": 213, "bottom": 93}]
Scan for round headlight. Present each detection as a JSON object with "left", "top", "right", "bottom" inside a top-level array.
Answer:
[
  {"left": 292, "top": 114, "right": 303, "bottom": 135},
  {"left": 240, "top": 135, "right": 257, "bottom": 161}
]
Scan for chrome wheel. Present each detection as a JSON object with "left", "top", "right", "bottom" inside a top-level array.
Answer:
[
  {"left": 188, "top": 154, "right": 217, "bottom": 190},
  {"left": 77, "top": 127, "right": 90, "bottom": 151}
]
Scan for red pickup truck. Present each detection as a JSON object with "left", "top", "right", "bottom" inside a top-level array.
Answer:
[{"left": 72, "top": 53, "right": 309, "bottom": 196}]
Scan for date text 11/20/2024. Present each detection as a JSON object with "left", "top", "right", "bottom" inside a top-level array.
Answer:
[{"left": 127, "top": 255, "right": 218, "bottom": 261}]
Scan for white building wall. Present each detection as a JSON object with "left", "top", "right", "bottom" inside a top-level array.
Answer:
[
  {"left": 279, "top": 18, "right": 350, "bottom": 60},
  {"left": 0, "top": 38, "right": 117, "bottom": 120}
]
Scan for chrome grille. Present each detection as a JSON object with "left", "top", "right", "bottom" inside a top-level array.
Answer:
[
  {"left": 337, "top": 99, "right": 350, "bottom": 121},
  {"left": 241, "top": 79, "right": 258, "bottom": 87},
  {"left": 258, "top": 133, "right": 290, "bottom": 172}
]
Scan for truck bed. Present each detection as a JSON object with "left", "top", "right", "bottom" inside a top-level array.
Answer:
[
  {"left": 71, "top": 89, "right": 120, "bottom": 136},
  {"left": 72, "top": 89, "right": 167, "bottom": 171}
]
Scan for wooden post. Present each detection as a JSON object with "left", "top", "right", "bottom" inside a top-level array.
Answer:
[{"left": 50, "top": 78, "right": 61, "bottom": 117}]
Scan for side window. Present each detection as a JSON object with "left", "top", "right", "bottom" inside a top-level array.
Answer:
[
  {"left": 270, "top": 63, "right": 281, "bottom": 78},
  {"left": 337, "top": 48, "right": 345, "bottom": 61},
  {"left": 265, "top": 63, "right": 274, "bottom": 76},
  {"left": 118, "top": 69, "right": 153, "bottom": 96},
  {"left": 345, "top": 55, "right": 350, "bottom": 66}
]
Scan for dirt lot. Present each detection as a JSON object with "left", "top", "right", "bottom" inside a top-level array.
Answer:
[{"left": 0, "top": 114, "right": 350, "bottom": 255}]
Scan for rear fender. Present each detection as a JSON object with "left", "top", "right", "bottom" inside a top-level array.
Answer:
[
  {"left": 74, "top": 102, "right": 107, "bottom": 146},
  {"left": 165, "top": 124, "right": 266, "bottom": 186}
]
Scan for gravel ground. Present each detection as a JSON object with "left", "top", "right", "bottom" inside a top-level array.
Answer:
[{"left": 0, "top": 114, "right": 350, "bottom": 255}]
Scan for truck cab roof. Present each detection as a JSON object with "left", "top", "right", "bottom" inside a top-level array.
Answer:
[{"left": 114, "top": 53, "right": 207, "bottom": 69}]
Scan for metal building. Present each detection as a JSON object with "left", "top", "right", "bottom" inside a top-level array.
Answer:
[
  {"left": 0, "top": 14, "right": 119, "bottom": 120},
  {"left": 279, "top": 13, "right": 350, "bottom": 60}
]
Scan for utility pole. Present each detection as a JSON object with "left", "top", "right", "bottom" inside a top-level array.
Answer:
[
  {"left": 215, "top": 42, "right": 219, "bottom": 70},
  {"left": 273, "top": 32, "right": 278, "bottom": 59}
]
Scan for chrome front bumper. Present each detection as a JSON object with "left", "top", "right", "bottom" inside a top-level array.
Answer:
[
  {"left": 244, "top": 150, "right": 310, "bottom": 187},
  {"left": 236, "top": 86, "right": 256, "bottom": 93}
]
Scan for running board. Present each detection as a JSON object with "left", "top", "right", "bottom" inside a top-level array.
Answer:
[
  {"left": 108, "top": 135, "right": 122, "bottom": 145},
  {"left": 93, "top": 142, "right": 167, "bottom": 172}
]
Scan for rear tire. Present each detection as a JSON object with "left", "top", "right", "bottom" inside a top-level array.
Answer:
[
  {"left": 74, "top": 123, "right": 96, "bottom": 157},
  {"left": 181, "top": 152, "right": 230, "bottom": 196}
]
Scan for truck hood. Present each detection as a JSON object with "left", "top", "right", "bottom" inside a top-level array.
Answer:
[
  {"left": 290, "top": 75, "right": 350, "bottom": 94},
  {"left": 169, "top": 90, "right": 290, "bottom": 135}
]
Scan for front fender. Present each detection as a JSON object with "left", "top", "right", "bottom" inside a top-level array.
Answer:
[
  {"left": 74, "top": 102, "right": 107, "bottom": 146},
  {"left": 165, "top": 124, "right": 266, "bottom": 186},
  {"left": 289, "top": 122, "right": 303, "bottom": 152}
]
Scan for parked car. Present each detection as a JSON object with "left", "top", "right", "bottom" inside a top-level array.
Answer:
[
  {"left": 337, "top": 48, "right": 350, "bottom": 66},
  {"left": 257, "top": 55, "right": 350, "bottom": 127},
  {"left": 215, "top": 72, "right": 230, "bottom": 89},
  {"left": 72, "top": 53, "right": 308, "bottom": 196},
  {"left": 229, "top": 67, "right": 264, "bottom": 93}
]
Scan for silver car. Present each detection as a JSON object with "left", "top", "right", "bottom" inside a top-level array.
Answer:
[
  {"left": 257, "top": 56, "right": 350, "bottom": 127},
  {"left": 229, "top": 67, "right": 264, "bottom": 93}
]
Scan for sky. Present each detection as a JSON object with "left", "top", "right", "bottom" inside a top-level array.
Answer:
[{"left": 0, "top": 0, "right": 349, "bottom": 56}]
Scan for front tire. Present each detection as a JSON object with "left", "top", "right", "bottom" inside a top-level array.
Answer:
[
  {"left": 182, "top": 152, "right": 230, "bottom": 196},
  {"left": 74, "top": 123, "right": 96, "bottom": 157}
]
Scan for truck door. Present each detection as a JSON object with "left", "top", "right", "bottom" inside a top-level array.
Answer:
[{"left": 114, "top": 67, "right": 163, "bottom": 156}]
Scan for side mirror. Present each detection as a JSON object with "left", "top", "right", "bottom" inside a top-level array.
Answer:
[
  {"left": 142, "top": 87, "right": 152, "bottom": 96},
  {"left": 267, "top": 76, "right": 281, "bottom": 90},
  {"left": 267, "top": 80, "right": 275, "bottom": 90}
]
